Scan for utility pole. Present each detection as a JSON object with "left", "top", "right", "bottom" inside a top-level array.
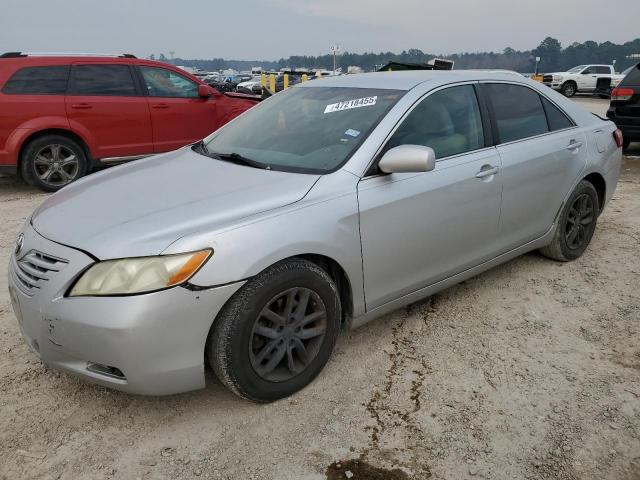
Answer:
[{"left": 330, "top": 44, "right": 340, "bottom": 75}]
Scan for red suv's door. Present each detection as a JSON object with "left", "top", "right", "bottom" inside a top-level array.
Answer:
[
  {"left": 137, "top": 65, "right": 220, "bottom": 152},
  {"left": 66, "top": 63, "right": 153, "bottom": 160}
]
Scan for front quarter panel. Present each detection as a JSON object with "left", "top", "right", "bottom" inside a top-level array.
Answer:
[{"left": 163, "top": 170, "right": 366, "bottom": 316}]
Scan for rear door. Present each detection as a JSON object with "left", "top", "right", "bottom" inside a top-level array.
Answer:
[
  {"left": 66, "top": 63, "right": 153, "bottom": 159},
  {"left": 482, "top": 83, "right": 586, "bottom": 250},
  {"left": 137, "top": 65, "right": 219, "bottom": 153},
  {"left": 358, "top": 84, "right": 503, "bottom": 309}
]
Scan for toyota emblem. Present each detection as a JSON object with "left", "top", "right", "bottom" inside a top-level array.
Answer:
[{"left": 15, "top": 233, "right": 24, "bottom": 256}]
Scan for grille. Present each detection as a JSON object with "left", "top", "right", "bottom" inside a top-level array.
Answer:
[
  {"left": 11, "top": 250, "right": 68, "bottom": 296},
  {"left": 543, "top": 75, "right": 553, "bottom": 83}
]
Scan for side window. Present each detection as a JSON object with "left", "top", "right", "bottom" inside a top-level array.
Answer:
[
  {"left": 69, "top": 64, "right": 138, "bottom": 96},
  {"left": 582, "top": 66, "right": 595, "bottom": 74},
  {"left": 2, "top": 66, "right": 69, "bottom": 94},
  {"left": 595, "top": 66, "right": 611, "bottom": 74},
  {"left": 139, "top": 67, "right": 198, "bottom": 98},
  {"left": 386, "top": 85, "right": 484, "bottom": 159},
  {"left": 540, "top": 97, "right": 574, "bottom": 131},
  {"left": 485, "top": 84, "right": 548, "bottom": 143}
]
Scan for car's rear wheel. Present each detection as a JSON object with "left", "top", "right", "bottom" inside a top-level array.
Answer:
[
  {"left": 21, "top": 135, "right": 88, "bottom": 192},
  {"left": 208, "top": 258, "right": 341, "bottom": 402},
  {"left": 561, "top": 82, "right": 577, "bottom": 97},
  {"left": 539, "top": 180, "right": 599, "bottom": 261}
]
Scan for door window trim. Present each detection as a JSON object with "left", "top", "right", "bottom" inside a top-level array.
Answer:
[
  {"left": 363, "top": 81, "right": 494, "bottom": 178},
  {"left": 478, "top": 80, "right": 578, "bottom": 148},
  {"left": 67, "top": 63, "right": 143, "bottom": 97}
]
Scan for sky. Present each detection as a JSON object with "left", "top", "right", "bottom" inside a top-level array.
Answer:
[{"left": 1, "top": 0, "right": 638, "bottom": 60}]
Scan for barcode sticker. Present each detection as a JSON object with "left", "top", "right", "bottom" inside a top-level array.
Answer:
[{"left": 324, "top": 96, "right": 377, "bottom": 114}]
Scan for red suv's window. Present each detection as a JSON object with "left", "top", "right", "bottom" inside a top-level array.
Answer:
[
  {"left": 2, "top": 65, "right": 70, "bottom": 94},
  {"left": 139, "top": 66, "right": 198, "bottom": 98},
  {"left": 68, "top": 64, "right": 138, "bottom": 96}
]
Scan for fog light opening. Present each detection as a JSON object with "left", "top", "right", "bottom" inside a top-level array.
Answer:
[{"left": 86, "top": 362, "right": 126, "bottom": 380}]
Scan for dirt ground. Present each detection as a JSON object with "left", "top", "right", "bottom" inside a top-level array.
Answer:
[{"left": 1, "top": 99, "right": 639, "bottom": 480}]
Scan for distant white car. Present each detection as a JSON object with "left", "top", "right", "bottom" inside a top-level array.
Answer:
[
  {"left": 236, "top": 76, "right": 263, "bottom": 93},
  {"left": 543, "top": 64, "right": 625, "bottom": 97}
]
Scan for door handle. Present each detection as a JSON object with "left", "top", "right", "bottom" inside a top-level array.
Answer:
[
  {"left": 475, "top": 165, "right": 499, "bottom": 179},
  {"left": 71, "top": 103, "right": 92, "bottom": 109},
  {"left": 152, "top": 103, "right": 169, "bottom": 109},
  {"left": 567, "top": 140, "right": 583, "bottom": 151}
]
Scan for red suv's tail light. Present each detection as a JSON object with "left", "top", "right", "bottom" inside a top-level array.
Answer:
[
  {"left": 611, "top": 87, "right": 634, "bottom": 101},
  {"left": 613, "top": 129, "right": 624, "bottom": 148}
]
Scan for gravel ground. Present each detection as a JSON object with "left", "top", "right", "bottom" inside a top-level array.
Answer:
[{"left": 1, "top": 99, "right": 639, "bottom": 480}]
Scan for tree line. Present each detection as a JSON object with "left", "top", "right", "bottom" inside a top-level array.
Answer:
[{"left": 157, "top": 37, "right": 640, "bottom": 74}]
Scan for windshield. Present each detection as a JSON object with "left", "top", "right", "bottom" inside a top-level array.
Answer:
[
  {"left": 568, "top": 65, "right": 586, "bottom": 73},
  {"left": 202, "top": 86, "right": 404, "bottom": 173}
]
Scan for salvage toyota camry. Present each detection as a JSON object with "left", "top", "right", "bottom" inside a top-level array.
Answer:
[{"left": 8, "top": 71, "right": 622, "bottom": 401}]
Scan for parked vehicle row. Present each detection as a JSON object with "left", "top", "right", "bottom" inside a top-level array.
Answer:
[
  {"left": 0, "top": 52, "right": 258, "bottom": 191},
  {"left": 8, "top": 70, "right": 622, "bottom": 401}
]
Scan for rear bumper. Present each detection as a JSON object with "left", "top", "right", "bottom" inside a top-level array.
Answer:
[{"left": 8, "top": 224, "right": 244, "bottom": 395}]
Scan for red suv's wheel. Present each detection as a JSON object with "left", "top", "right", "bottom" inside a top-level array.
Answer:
[{"left": 21, "top": 135, "right": 88, "bottom": 192}]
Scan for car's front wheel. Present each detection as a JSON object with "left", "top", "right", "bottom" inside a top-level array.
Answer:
[
  {"left": 21, "top": 135, "right": 88, "bottom": 192},
  {"left": 561, "top": 82, "right": 577, "bottom": 97},
  {"left": 539, "top": 180, "right": 599, "bottom": 261},
  {"left": 208, "top": 258, "right": 341, "bottom": 402}
]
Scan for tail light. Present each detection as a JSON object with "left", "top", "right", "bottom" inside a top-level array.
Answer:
[
  {"left": 613, "top": 129, "right": 624, "bottom": 148},
  {"left": 611, "top": 87, "right": 634, "bottom": 101}
]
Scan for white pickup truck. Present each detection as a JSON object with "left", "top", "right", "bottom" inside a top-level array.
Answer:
[{"left": 543, "top": 64, "right": 625, "bottom": 97}]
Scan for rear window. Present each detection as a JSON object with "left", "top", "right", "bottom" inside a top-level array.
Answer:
[
  {"left": 69, "top": 64, "right": 138, "bottom": 96},
  {"left": 2, "top": 65, "right": 70, "bottom": 94},
  {"left": 485, "top": 83, "right": 548, "bottom": 143},
  {"left": 541, "top": 97, "right": 574, "bottom": 131},
  {"left": 621, "top": 63, "right": 640, "bottom": 87}
]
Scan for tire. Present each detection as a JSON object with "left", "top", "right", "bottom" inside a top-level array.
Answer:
[
  {"left": 539, "top": 180, "right": 599, "bottom": 262},
  {"left": 208, "top": 258, "right": 341, "bottom": 402},
  {"left": 21, "top": 135, "right": 88, "bottom": 192},
  {"left": 622, "top": 136, "right": 631, "bottom": 152},
  {"left": 561, "top": 82, "right": 577, "bottom": 97}
]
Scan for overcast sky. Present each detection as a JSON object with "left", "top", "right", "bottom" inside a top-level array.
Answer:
[{"left": 1, "top": 0, "right": 638, "bottom": 60}]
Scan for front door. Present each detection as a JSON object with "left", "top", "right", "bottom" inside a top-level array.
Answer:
[
  {"left": 358, "top": 84, "right": 503, "bottom": 310},
  {"left": 137, "top": 66, "right": 219, "bottom": 153}
]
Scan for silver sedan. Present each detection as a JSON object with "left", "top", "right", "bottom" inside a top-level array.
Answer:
[{"left": 8, "top": 71, "right": 622, "bottom": 401}]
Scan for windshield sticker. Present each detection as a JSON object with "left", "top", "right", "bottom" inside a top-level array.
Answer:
[
  {"left": 344, "top": 129, "right": 361, "bottom": 137},
  {"left": 324, "top": 96, "right": 377, "bottom": 114}
]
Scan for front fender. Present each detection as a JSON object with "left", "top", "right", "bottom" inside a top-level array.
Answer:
[{"left": 163, "top": 171, "right": 366, "bottom": 316}]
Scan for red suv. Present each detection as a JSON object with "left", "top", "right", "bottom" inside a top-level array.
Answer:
[{"left": 0, "top": 52, "right": 258, "bottom": 191}]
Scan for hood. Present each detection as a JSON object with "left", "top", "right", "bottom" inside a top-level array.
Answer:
[{"left": 32, "top": 147, "right": 320, "bottom": 259}]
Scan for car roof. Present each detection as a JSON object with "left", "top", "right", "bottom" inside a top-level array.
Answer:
[{"left": 296, "top": 70, "right": 526, "bottom": 91}]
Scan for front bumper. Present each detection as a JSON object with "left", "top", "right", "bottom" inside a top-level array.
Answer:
[
  {"left": 8, "top": 224, "right": 244, "bottom": 395},
  {"left": 543, "top": 82, "right": 562, "bottom": 90}
]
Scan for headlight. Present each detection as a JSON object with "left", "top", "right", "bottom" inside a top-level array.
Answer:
[
  {"left": 553, "top": 75, "right": 562, "bottom": 81},
  {"left": 69, "top": 249, "right": 212, "bottom": 297}
]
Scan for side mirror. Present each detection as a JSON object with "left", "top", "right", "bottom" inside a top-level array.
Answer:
[
  {"left": 378, "top": 145, "right": 436, "bottom": 174},
  {"left": 198, "top": 84, "right": 212, "bottom": 98}
]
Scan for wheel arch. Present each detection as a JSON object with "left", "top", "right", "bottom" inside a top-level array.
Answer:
[
  {"left": 583, "top": 171, "right": 606, "bottom": 212},
  {"left": 18, "top": 128, "right": 93, "bottom": 177}
]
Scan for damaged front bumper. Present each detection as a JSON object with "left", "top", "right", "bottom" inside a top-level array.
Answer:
[{"left": 7, "top": 224, "right": 243, "bottom": 395}]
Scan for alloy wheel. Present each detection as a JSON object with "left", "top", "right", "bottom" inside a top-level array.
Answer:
[
  {"left": 249, "top": 287, "right": 328, "bottom": 382},
  {"left": 33, "top": 144, "right": 79, "bottom": 187},
  {"left": 565, "top": 193, "right": 594, "bottom": 250}
]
